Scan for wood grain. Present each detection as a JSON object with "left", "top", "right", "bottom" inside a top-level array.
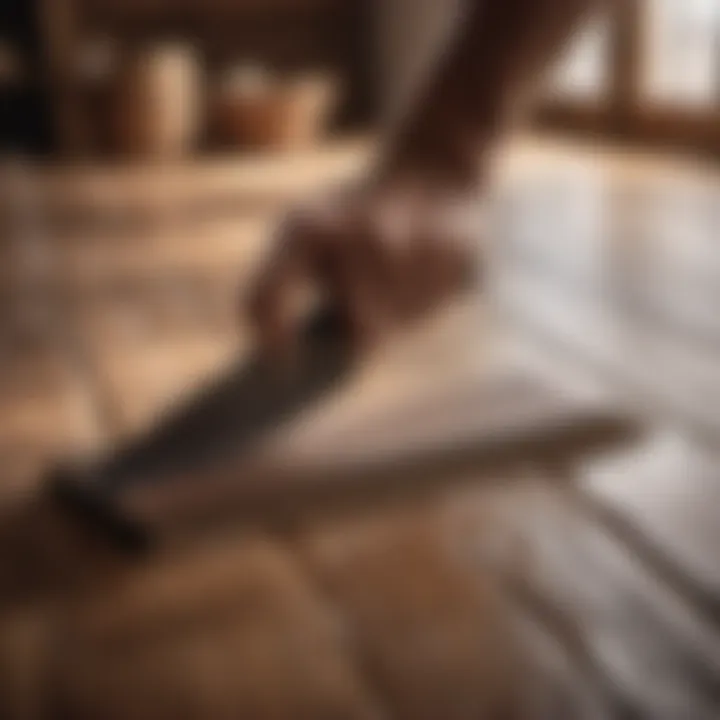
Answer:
[{"left": 3, "top": 137, "right": 720, "bottom": 718}]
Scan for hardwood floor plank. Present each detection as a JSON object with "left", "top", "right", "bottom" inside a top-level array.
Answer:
[
  {"left": 45, "top": 537, "right": 383, "bottom": 720},
  {"left": 294, "top": 498, "right": 523, "bottom": 720}
]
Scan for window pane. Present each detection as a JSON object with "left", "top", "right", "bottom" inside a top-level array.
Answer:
[
  {"left": 642, "top": 0, "right": 720, "bottom": 107},
  {"left": 548, "top": 16, "right": 610, "bottom": 102}
]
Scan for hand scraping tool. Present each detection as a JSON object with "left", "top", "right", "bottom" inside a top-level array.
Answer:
[{"left": 47, "top": 300, "right": 638, "bottom": 555}]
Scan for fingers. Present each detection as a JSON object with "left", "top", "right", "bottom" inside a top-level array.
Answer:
[
  {"left": 384, "top": 201, "right": 478, "bottom": 321},
  {"left": 246, "top": 193, "right": 480, "bottom": 358},
  {"left": 338, "top": 208, "right": 477, "bottom": 340},
  {"left": 246, "top": 213, "right": 312, "bottom": 356},
  {"left": 247, "top": 206, "right": 384, "bottom": 355}
]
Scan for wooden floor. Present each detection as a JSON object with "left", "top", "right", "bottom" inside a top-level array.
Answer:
[{"left": 2, "top": 137, "right": 720, "bottom": 719}]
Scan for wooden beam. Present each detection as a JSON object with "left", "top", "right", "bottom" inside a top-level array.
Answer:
[
  {"left": 608, "top": 0, "right": 642, "bottom": 132},
  {"left": 38, "top": 0, "right": 89, "bottom": 156}
]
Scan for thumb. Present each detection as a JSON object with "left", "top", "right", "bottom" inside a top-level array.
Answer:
[{"left": 246, "top": 227, "right": 310, "bottom": 359}]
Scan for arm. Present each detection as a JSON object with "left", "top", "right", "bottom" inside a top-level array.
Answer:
[
  {"left": 249, "top": 0, "right": 601, "bottom": 353},
  {"left": 384, "top": 0, "right": 599, "bottom": 187}
]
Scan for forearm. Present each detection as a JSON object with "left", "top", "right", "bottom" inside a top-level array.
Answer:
[{"left": 381, "top": 0, "right": 600, "bottom": 188}]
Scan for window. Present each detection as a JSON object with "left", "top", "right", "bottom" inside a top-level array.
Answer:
[
  {"left": 642, "top": 0, "right": 720, "bottom": 107},
  {"left": 538, "top": 0, "right": 720, "bottom": 152},
  {"left": 549, "top": 15, "right": 611, "bottom": 102}
]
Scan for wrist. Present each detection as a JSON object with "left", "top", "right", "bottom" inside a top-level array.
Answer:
[{"left": 377, "top": 109, "right": 491, "bottom": 194}]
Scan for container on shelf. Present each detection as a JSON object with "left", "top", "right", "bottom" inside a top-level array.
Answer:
[
  {"left": 212, "top": 64, "right": 338, "bottom": 151},
  {"left": 0, "top": 42, "right": 24, "bottom": 87},
  {"left": 113, "top": 42, "right": 201, "bottom": 160}
]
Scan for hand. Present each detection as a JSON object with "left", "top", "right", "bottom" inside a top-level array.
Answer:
[{"left": 245, "top": 179, "right": 482, "bottom": 355}]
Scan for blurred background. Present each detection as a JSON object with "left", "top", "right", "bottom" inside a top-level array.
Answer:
[
  {"left": 3, "top": 2, "right": 720, "bottom": 718},
  {"left": 3, "top": 0, "right": 720, "bottom": 156}
]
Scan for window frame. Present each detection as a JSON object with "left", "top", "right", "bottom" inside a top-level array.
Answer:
[{"left": 535, "top": 0, "right": 720, "bottom": 155}]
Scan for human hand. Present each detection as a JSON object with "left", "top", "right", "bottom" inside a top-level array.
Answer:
[{"left": 245, "top": 179, "right": 482, "bottom": 356}]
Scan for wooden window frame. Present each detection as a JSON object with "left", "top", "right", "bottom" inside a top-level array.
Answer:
[{"left": 535, "top": 0, "right": 720, "bottom": 155}]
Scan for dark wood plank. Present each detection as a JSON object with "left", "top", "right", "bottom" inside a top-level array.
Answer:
[{"left": 0, "top": 535, "right": 384, "bottom": 720}]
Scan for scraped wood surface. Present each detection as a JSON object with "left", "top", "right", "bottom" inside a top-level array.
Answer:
[{"left": 3, "top": 138, "right": 720, "bottom": 719}]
